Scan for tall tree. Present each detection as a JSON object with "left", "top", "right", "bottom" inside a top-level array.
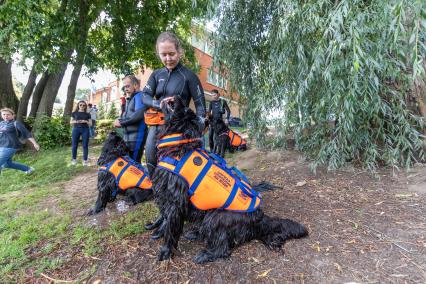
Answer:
[
  {"left": 16, "top": 63, "right": 38, "bottom": 121},
  {"left": 0, "top": 57, "right": 19, "bottom": 110},
  {"left": 213, "top": 0, "right": 426, "bottom": 171}
]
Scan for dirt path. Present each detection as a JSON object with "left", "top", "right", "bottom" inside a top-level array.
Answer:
[{"left": 30, "top": 149, "right": 426, "bottom": 283}]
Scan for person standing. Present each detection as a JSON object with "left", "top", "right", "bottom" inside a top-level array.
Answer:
[
  {"left": 114, "top": 75, "right": 147, "bottom": 164},
  {"left": 208, "top": 89, "right": 231, "bottom": 151},
  {"left": 141, "top": 31, "right": 206, "bottom": 177},
  {"left": 0, "top": 108, "right": 40, "bottom": 174},
  {"left": 71, "top": 101, "right": 91, "bottom": 166},
  {"left": 88, "top": 103, "right": 98, "bottom": 138}
]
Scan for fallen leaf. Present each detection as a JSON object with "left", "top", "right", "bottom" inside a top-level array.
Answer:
[
  {"left": 257, "top": 269, "right": 272, "bottom": 278},
  {"left": 93, "top": 280, "right": 102, "bottom": 284},
  {"left": 334, "top": 262, "right": 342, "bottom": 272},
  {"left": 296, "top": 181, "right": 307, "bottom": 187},
  {"left": 375, "top": 201, "right": 384, "bottom": 205},
  {"left": 346, "top": 239, "right": 356, "bottom": 244},
  {"left": 395, "top": 193, "right": 413, "bottom": 198}
]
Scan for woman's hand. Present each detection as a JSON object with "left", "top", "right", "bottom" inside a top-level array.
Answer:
[
  {"left": 114, "top": 119, "right": 121, "bottom": 128},
  {"left": 160, "top": 97, "right": 175, "bottom": 108}
]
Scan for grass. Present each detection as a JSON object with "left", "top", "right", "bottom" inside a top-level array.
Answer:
[{"left": 0, "top": 145, "right": 157, "bottom": 281}]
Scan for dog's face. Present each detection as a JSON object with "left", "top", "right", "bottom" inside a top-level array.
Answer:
[
  {"left": 161, "top": 96, "right": 202, "bottom": 139},
  {"left": 213, "top": 117, "right": 228, "bottom": 134},
  {"left": 97, "top": 131, "right": 129, "bottom": 165}
]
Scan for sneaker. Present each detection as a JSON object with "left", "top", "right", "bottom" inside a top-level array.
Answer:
[
  {"left": 71, "top": 159, "right": 77, "bottom": 166},
  {"left": 25, "top": 167, "right": 35, "bottom": 175},
  {"left": 82, "top": 160, "right": 89, "bottom": 166}
]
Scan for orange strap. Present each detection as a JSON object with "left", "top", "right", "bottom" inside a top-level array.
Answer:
[{"left": 144, "top": 107, "right": 165, "bottom": 125}]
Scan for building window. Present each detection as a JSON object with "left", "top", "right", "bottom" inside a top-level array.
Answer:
[
  {"left": 191, "top": 34, "right": 213, "bottom": 56},
  {"left": 207, "top": 69, "right": 227, "bottom": 89}
]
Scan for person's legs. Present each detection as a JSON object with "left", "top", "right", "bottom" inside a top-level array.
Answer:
[
  {"left": 145, "top": 126, "right": 159, "bottom": 177},
  {"left": 132, "top": 125, "right": 148, "bottom": 164},
  {"left": 209, "top": 125, "right": 215, "bottom": 151},
  {"left": 0, "top": 147, "right": 30, "bottom": 172},
  {"left": 71, "top": 127, "right": 81, "bottom": 160},
  {"left": 82, "top": 127, "right": 90, "bottom": 162}
]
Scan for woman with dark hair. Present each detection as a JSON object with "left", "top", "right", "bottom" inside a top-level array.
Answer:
[
  {"left": 70, "top": 100, "right": 91, "bottom": 166},
  {"left": 0, "top": 108, "right": 40, "bottom": 174},
  {"left": 141, "top": 31, "right": 206, "bottom": 177}
]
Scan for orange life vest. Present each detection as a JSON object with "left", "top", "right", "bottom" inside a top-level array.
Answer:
[
  {"left": 144, "top": 107, "right": 165, "bottom": 125},
  {"left": 99, "top": 156, "right": 152, "bottom": 195},
  {"left": 228, "top": 130, "right": 247, "bottom": 147},
  {"left": 157, "top": 134, "right": 261, "bottom": 212}
]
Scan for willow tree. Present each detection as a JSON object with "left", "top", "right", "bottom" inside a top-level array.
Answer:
[{"left": 213, "top": 0, "right": 426, "bottom": 171}]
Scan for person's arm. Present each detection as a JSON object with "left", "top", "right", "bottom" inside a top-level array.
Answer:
[
  {"left": 223, "top": 100, "right": 231, "bottom": 120},
  {"left": 207, "top": 101, "right": 212, "bottom": 118},
  {"left": 28, "top": 137, "right": 40, "bottom": 151},
  {"left": 141, "top": 71, "right": 161, "bottom": 109},
  {"left": 188, "top": 72, "right": 206, "bottom": 118},
  {"left": 119, "top": 95, "right": 146, "bottom": 126}
]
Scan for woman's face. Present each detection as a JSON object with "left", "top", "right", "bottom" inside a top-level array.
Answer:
[
  {"left": 1, "top": 111, "right": 14, "bottom": 121},
  {"left": 157, "top": 40, "right": 181, "bottom": 70},
  {"left": 78, "top": 102, "right": 87, "bottom": 112}
]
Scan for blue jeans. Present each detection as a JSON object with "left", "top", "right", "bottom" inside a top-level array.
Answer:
[
  {"left": 0, "top": 147, "right": 30, "bottom": 172},
  {"left": 72, "top": 127, "right": 89, "bottom": 161}
]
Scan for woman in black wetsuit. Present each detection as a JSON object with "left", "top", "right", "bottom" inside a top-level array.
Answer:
[
  {"left": 142, "top": 31, "right": 206, "bottom": 177},
  {"left": 142, "top": 32, "right": 206, "bottom": 238}
]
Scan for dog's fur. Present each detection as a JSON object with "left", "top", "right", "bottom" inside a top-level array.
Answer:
[
  {"left": 153, "top": 97, "right": 308, "bottom": 263},
  {"left": 212, "top": 118, "right": 247, "bottom": 157},
  {"left": 87, "top": 132, "right": 153, "bottom": 215}
]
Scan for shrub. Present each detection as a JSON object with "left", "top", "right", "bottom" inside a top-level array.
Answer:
[
  {"left": 96, "top": 119, "right": 115, "bottom": 142},
  {"left": 32, "top": 116, "right": 71, "bottom": 149}
]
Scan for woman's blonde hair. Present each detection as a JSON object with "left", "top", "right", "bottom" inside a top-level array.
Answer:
[
  {"left": 156, "top": 31, "right": 184, "bottom": 55},
  {"left": 0, "top": 108, "right": 15, "bottom": 115}
]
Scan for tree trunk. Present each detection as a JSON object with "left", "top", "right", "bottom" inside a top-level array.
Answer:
[
  {"left": 0, "top": 57, "right": 19, "bottom": 111},
  {"left": 17, "top": 64, "right": 38, "bottom": 121},
  {"left": 29, "top": 71, "right": 50, "bottom": 118},
  {"left": 36, "top": 60, "right": 69, "bottom": 118},
  {"left": 64, "top": 62, "right": 83, "bottom": 119}
]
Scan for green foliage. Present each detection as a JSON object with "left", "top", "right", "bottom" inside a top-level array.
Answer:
[
  {"left": 97, "top": 101, "right": 106, "bottom": 120},
  {"left": 96, "top": 119, "right": 114, "bottom": 141},
  {"left": 75, "top": 88, "right": 90, "bottom": 101},
  {"left": 31, "top": 115, "right": 71, "bottom": 149},
  {"left": 214, "top": 0, "right": 426, "bottom": 171},
  {"left": 106, "top": 103, "right": 118, "bottom": 120}
]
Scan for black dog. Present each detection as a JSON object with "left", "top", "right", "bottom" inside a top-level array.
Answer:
[
  {"left": 87, "top": 132, "right": 153, "bottom": 215},
  {"left": 151, "top": 97, "right": 308, "bottom": 263},
  {"left": 212, "top": 118, "right": 247, "bottom": 157}
]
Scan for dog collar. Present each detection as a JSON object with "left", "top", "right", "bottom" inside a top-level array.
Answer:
[{"left": 157, "top": 133, "right": 202, "bottom": 149}]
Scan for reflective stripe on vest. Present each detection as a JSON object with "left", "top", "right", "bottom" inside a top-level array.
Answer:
[
  {"left": 99, "top": 157, "right": 152, "bottom": 191},
  {"left": 228, "top": 130, "right": 247, "bottom": 147},
  {"left": 157, "top": 133, "right": 202, "bottom": 149},
  {"left": 157, "top": 149, "right": 262, "bottom": 213}
]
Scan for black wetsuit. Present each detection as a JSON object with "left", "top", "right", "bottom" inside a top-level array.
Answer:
[
  {"left": 142, "top": 62, "right": 206, "bottom": 176},
  {"left": 208, "top": 99, "right": 231, "bottom": 151}
]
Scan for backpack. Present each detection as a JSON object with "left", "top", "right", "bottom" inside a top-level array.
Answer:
[{"left": 14, "top": 121, "right": 28, "bottom": 145}]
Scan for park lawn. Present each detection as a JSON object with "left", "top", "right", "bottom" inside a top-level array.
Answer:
[{"left": 0, "top": 146, "right": 157, "bottom": 282}]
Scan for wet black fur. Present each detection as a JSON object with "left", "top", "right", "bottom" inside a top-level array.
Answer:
[
  {"left": 87, "top": 132, "right": 153, "bottom": 215},
  {"left": 153, "top": 97, "right": 308, "bottom": 263},
  {"left": 212, "top": 118, "right": 246, "bottom": 157}
]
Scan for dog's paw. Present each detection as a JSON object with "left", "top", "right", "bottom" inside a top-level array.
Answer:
[
  {"left": 193, "top": 250, "right": 213, "bottom": 264},
  {"left": 184, "top": 229, "right": 199, "bottom": 241},
  {"left": 150, "top": 228, "right": 164, "bottom": 240},
  {"left": 86, "top": 209, "right": 96, "bottom": 216},
  {"left": 158, "top": 246, "right": 172, "bottom": 261}
]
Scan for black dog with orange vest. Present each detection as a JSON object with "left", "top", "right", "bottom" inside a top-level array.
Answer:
[
  {"left": 87, "top": 132, "right": 153, "bottom": 215},
  {"left": 150, "top": 96, "right": 308, "bottom": 263},
  {"left": 212, "top": 117, "right": 247, "bottom": 157}
]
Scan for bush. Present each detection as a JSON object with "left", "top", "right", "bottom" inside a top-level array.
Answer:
[
  {"left": 31, "top": 116, "right": 71, "bottom": 149},
  {"left": 96, "top": 119, "right": 115, "bottom": 142}
]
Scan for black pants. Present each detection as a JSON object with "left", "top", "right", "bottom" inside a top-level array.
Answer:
[
  {"left": 145, "top": 125, "right": 164, "bottom": 177},
  {"left": 208, "top": 125, "right": 216, "bottom": 152},
  {"left": 127, "top": 127, "right": 148, "bottom": 164}
]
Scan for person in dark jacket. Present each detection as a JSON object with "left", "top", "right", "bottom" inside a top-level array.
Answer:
[
  {"left": 0, "top": 108, "right": 40, "bottom": 174},
  {"left": 141, "top": 31, "right": 206, "bottom": 177},
  {"left": 114, "top": 75, "right": 147, "bottom": 164},
  {"left": 207, "top": 89, "right": 231, "bottom": 151},
  {"left": 71, "top": 101, "right": 91, "bottom": 166}
]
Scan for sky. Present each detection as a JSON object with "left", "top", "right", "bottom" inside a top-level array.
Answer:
[{"left": 12, "top": 61, "right": 117, "bottom": 104}]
